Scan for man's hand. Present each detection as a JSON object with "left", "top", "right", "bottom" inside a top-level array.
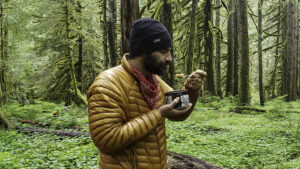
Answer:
[
  {"left": 157, "top": 97, "right": 192, "bottom": 119},
  {"left": 184, "top": 70, "right": 207, "bottom": 91}
]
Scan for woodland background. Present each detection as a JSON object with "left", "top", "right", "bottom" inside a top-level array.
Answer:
[
  {"left": 0, "top": 0, "right": 299, "bottom": 168},
  {"left": 0, "top": 0, "right": 299, "bottom": 106}
]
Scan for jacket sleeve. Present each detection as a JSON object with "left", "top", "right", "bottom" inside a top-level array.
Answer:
[{"left": 87, "top": 76, "right": 163, "bottom": 154}]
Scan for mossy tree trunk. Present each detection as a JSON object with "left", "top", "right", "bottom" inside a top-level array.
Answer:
[
  {"left": 237, "top": 0, "right": 250, "bottom": 105},
  {"left": 281, "top": 1, "right": 288, "bottom": 96},
  {"left": 186, "top": 0, "right": 197, "bottom": 76},
  {"left": 65, "top": 0, "right": 77, "bottom": 99},
  {"left": 204, "top": 0, "right": 216, "bottom": 95},
  {"left": 101, "top": 0, "right": 109, "bottom": 69},
  {"left": 269, "top": 6, "right": 282, "bottom": 99},
  {"left": 0, "top": 0, "right": 3, "bottom": 106},
  {"left": 76, "top": 1, "right": 83, "bottom": 92},
  {"left": 258, "top": 0, "right": 265, "bottom": 105},
  {"left": 226, "top": 0, "right": 234, "bottom": 97},
  {"left": 65, "top": 0, "right": 87, "bottom": 105},
  {"left": 0, "top": 111, "right": 14, "bottom": 129},
  {"left": 108, "top": 0, "right": 117, "bottom": 67},
  {"left": 233, "top": 0, "right": 239, "bottom": 96},
  {"left": 296, "top": 0, "right": 299, "bottom": 100},
  {"left": 161, "top": 0, "right": 175, "bottom": 88},
  {"left": 0, "top": 0, "right": 8, "bottom": 106},
  {"left": 120, "top": 0, "right": 139, "bottom": 56},
  {"left": 286, "top": 0, "right": 298, "bottom": 101},
  {"left": 215, "top": 0, "right": 222, "bottom": 98}
]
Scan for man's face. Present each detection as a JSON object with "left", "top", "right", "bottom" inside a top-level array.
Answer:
[{"left": 143, "top": 48, "right": 172, "bottom": 75}]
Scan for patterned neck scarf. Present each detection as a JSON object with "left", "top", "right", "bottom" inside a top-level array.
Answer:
[{"left": 132, "top": 67, "right": 158, "bottom": 109}]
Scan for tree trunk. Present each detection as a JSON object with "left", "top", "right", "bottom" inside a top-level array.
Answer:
[
  {"left": 78, "top": 35, "right": 83, "bottom": 90},
  {"left": 292, "top": 0, "right": 298, "bottom": 99},
  {"left": 298, "top": 9, "right": 300, "bottom": 99},
  {"left": 258, "top": 0, "right": 265, "bottom": 105},
  {"left": 0, "top": 0, "right": 8, "bottom": 105},
  {"left": 286, "top": 0, "right": 298, "bottom": 101},
  {"left": 204, "top": 0, "right": 216, "bottom": 95},
  {"left": 65, "top": 1, "right": 87, "bottom": 105},
  {"left": 0, "top": 111, "right": 14, "bottom": 129},
  {"left": 226, "top": 0, "right": 234, "bottom": 97},
  {"left": 186, "top": 0, "right": 197, "bottom": 75},
  {"left": 0, "top": 0, "right": 3, "bottom": 106},
  {"left": 271, "top": 6, "right": 282, "bottom": 98},
  {"left": 233, "top": 0, "right": 239, "bottom": 96},
  {"left": 237, "top": 0, "right": 250, "bottom": 105},
  {"left": 269, "top": 53, "right": 280, "bottom": 99},
  {"left": 161, "top": 0, "right": 175, "bottom": 88},
  {"left": 297, "top": 0, "right": 300, "bottom": 99},
  {"left": 281, "top": 1, "right": 288, "bottom": 96},
  {"left": 77, "top": 2, "right": 83, "bottom": 92},
  {"left": 295, "top": 0, "right": 299, "bottom": 99},
  {"left": 108, "top": 0, "right": 117, "bottom": 67},
  {"left": 215, "top": 0, "right": 222, "bottom": 98},
  {"left": 120, "top": 0, "right": 139, "bottom": 56},
  {"left": 101, "top": 0, "right": 109, "bottom": 69},
  {"left": 65, "top": 1, "right": 77, "bottom": 98}
]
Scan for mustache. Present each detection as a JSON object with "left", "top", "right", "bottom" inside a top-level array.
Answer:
[{"left": 165, "top": 61, "right": 171, "bottom": 66}]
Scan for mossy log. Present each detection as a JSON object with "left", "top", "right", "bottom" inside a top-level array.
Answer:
[
  {"left": 18, "top": 127, "right": 89, "bottom": 137},
  {"left": 0, "top": 111, "right": 14, "bottom": 129},
  {"left": 18, "top": 119, "right": 51, "bottom": 127},
  {"left": 233, "top": 106, "right": 266, "bottom": 113},
  {"left": 233, "top": 107, "right": 300, "bottom": 114},
  {"left": 18, "top": 119, "right": 83, "bottom": 129},
  {"left": 167, "top": 151, "right": 224, "bottom": 169}
]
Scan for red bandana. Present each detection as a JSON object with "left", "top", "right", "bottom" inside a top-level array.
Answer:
[{"left": 132, "top": 67, "right": 158, "bottom": 109}]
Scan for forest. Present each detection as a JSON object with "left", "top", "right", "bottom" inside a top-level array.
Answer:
[{"left": 0, "top": 0, "right": 299, "bottom": 168}]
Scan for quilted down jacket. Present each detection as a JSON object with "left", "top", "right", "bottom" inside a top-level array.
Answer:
[{"left": 87, "top": 55, "right": 173, "bottom": 169}]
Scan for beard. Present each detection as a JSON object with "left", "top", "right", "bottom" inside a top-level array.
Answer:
[{"left": 143, "top": 53, "right": 170, "bottom": 75}]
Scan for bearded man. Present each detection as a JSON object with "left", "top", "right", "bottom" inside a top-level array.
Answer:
[{"left": 87, "top": 18, "right": 206, "bottom": 169}]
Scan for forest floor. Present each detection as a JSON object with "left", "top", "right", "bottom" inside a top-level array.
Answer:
[{"left": 0, "top": 97, "right": 299, "bottom": 169}]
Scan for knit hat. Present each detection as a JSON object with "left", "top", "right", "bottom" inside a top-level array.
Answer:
[{"left": 129, "top": 18, "right": 172, "bottom": 58}]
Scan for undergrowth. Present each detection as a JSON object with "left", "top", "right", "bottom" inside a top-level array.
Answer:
[
  {"left": 0, "top": 130, "right": 98, "bottom": 168},
  {"left": 1, "top": 100, "right": 88, "bottom": 130},
  {"left": 0, "top": 97, "right": 299, "bottom": 168},
  {"left": 166, "top": 97, "right": 300, "bottom": 169}
]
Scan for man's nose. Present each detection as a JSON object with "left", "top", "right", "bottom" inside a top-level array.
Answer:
[{"left": 166, "top": 51, "right": 172, "bottom": 62}]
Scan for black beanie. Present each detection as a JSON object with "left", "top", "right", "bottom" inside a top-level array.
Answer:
[{"left": 129, "top": 18, "right": 172, "bottom": 58}]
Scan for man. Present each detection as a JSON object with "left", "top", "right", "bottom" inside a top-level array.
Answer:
[{"left": 87, "top": 18, "right": 206, "bottom": 169}]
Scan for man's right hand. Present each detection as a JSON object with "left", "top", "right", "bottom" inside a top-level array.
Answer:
[{"left": 157, "top": 97, "right": 193, "bottom": 119}]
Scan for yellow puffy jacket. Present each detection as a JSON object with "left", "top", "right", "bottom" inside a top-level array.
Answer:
[{"left": 87, "top": 55, "right": 172, "bottom": 169}]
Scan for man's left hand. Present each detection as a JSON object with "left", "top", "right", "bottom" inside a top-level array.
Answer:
[{"left": 184, "top": 70, "right": 207, "bottom": 91}]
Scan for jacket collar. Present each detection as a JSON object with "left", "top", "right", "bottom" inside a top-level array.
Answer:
[
  {"left": 121, "top": 53, "right": 139, "bottom": 80},
  {"left": 121, "top": 53, "right": 160, "bottom": 84}
]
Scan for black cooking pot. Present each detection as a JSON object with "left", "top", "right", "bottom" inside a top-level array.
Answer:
[{"left": 165, "top": 90, "right": 189, "bottom": 110}]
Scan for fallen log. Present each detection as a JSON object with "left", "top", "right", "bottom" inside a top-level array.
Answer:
[
  {"left": 233, "top": 106, "right": 266, "bottom": 113},
  {"left": 18, "top": 127, "right": 89, "bottom": 137},
  {"left": 18, "top": 119, "right": 83, "bottom": 129},
  {"left": 167, "top": 151, "right": 224, "bottom": 169},
  {"left": 232, "top": 107, "right": 300, "bottom": 114},
  {"left": 18, "top": 119, "right": 51, "bottom": 127}
]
